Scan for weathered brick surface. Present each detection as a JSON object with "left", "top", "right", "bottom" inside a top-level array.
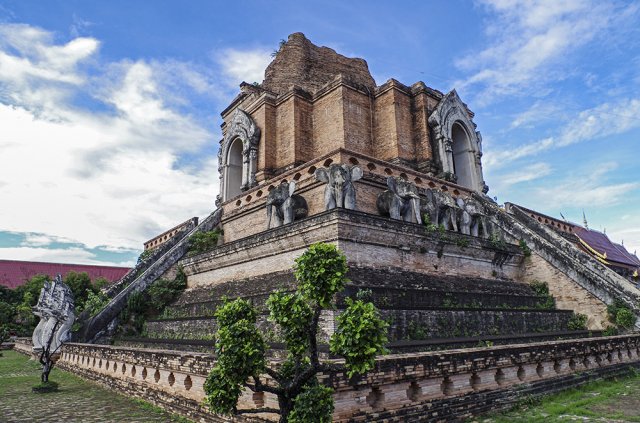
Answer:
[
  {"left": 219, "top": 148, "right": 473, "bottom": 243},
  {"left": 218, "top": 33, "right": 446, "bottom": 195},
  {"left": 183, "top": 209, "right": 523, "bottom": 288},
  {"left": 521, "top": 253, "right": 609, "bottom": 329},
  {"left": 13, "top": 335, "right": 640, "bottom": 422},
  {"left": 263, "top": 32, "right": 376, "bottom": 96}
]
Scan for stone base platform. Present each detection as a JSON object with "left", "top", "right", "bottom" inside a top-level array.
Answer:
[
  {"left": 13, "top": 335, "right": 640, "bottom": 422},
  {"left": 180, "top": 209, "right": 524, "bottom": 288}
]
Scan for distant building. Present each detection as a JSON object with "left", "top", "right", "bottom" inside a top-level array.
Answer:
[
  {"left": 0, "top": 260, "right": 131, "bottom": 289},
  {"left": 512, "top": 204, "right": 640, "bottom": 281}
]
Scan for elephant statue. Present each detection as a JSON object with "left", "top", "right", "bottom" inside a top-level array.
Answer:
[
  {"left": 377, "top": 177, "right": 422, "bottom": 224},
  {"left": 314, "top": 164, "right": 363, "bottom": 210},
  {"left": 423, "top": 188, "right": 459, "bottom": 231},
  {"left": 459, "top": 197, "right": 489, "bottom": 238},
  {"left": 266, "top": 181, "right": 308, "bottom": 229},
  {"left": 456, "top": 198, "right": 472, "bottom": 235}
]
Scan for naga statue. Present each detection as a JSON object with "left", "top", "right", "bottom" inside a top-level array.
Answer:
[{"left": 32, "top": 274, "right": 75, "bottom": 382}]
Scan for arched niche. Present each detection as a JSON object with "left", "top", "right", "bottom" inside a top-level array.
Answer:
[
  {"left": 428, "top": 90, "right": 489, "bottom": 193},
  {"left": 216, "top": 109, "right": 261, "bottom": 206},
  {"left": 224, "top": 137, "right": 244, "bottom": 200},
  {"left": 451, "top": 122, "right": 474, "bottom": 189}
]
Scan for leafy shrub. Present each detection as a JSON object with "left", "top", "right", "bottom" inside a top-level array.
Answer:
[
  {"left": 0, "top": 324, "right": 10, "bottom": 344},
  {"left": 616, "top": 309, "right": 636, "bottom": 329},
  {"left": 607, "top": 298, "right": 636, "bottom": 331},
  {"left": 567, "top": 313, "right": 588, "bottom": 330},
  {"left": 0, "top": 301, "right": 14, "bottom": 325},
  {"left": 189, "top": 230, "right": 221, "bottom": 255},
  {"left": 84, "top": 290, "right": 109, "bottom": 317},
  {"left": 137, "top": 249, "right": 154, "bottom": 264},
  {"left": 331, "top": 298, "right": 389, "bottom": 377},
  {"left": 488, "top": 233, "right": 507, "bottom": 250},
  {"left": 602, "top": 326, "right": 619, "bottom": 336},
  {"left": 116, "top": 268, "right": 187, "bottom": 337},
  {"left": 530, "top": 280, "right": 555, "bottom": 309},
  {"left": 519, "top": 239, "right": 532, "bottom": 257},
  {"left": 294, "top": 243, "right": 348, "bottom": 308},
  {"left": 289, "top": 384, "right": 334, "bottom": 423}
]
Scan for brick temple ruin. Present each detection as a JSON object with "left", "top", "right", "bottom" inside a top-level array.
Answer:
[{"left": 14, "top": 33, "right": 640, "bottom": 422}]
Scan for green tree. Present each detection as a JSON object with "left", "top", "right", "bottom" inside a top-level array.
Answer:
[
  {"left": 204, "top": 243, "right": 388, "bottom": 423},
  {"left": 0, "top": 301, "right": 14, "bottom": 325},
  {"left": 64, "top": 271, "right": 94, "bottom": 311}
]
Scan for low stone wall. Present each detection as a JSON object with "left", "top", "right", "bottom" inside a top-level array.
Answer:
[
  {"left": 13, "top": 335, "right": 640, "bottom": 422},
  {"left": 182, "top": 209, "right": 523, "bottom": 288}
]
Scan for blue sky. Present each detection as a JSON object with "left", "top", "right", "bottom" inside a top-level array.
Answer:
[{"left": 0, "top": 0, "right": 639, "bottom": 267}]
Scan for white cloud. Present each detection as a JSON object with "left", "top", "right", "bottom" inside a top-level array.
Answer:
[
  {"left": 607, "top": 227, "right": 640, "bottom": 260},
  {"left": 0, "top": 23, "right": 220, "bottom": 254},
  {"left": 0, "top": 246, "right": 134, "bottom": 267},
  {"left": 532, "top": 162, "right": 639, "bottom": 208},
  {"left": 485, "top": 97, "right": 640, "bottom": 168},
  {"left": 217, "top": 48, "right": 272, "bottom": 87},
  {"left": 510, "top": 101, "right": 563, "bottom": 129},
  {"left": 456, "top": 0, "right": 637, "bottom": 101},
  {"left": 490, "top": 162, "right": 552, "bottom": 193},
  {"left": 20, "top": 233, "right": 77, "bottom": 247}
]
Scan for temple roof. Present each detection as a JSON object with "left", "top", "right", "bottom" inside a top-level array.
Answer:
[
  {"left": 574, "top": 227, "right": 640, "bottom": 268},
  {"left": 0, "top": 260, "right": 130, "bottom": 289}
]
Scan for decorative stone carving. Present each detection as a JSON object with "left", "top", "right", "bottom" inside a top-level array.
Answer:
[
  {"left": 266, "top": 181, "right": 308, "bottom": 229},
  {"left": 377, "top": 177, "right": 422, "bottom": 224},
  {"left": 457, "top": 197, "right": 489, "bottom": 238},
  {"left": 216, "top": 108, "right": 261, "bottom": 206},
  {"left": 424, "top": 189, "right": 460, "bottom": 231},
  {"left": 314, "top": 164, "right": 363, "bottom": 210},
  {"left": 428, "top": 90, "right": 488, "bottom": 193},
  {"left": 32, "top": 274, "right": 75, "bottom": 355}
]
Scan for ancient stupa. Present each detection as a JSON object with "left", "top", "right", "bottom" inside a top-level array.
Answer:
[{"left": 33, "top": 33, "right": 640, "bottom": 422}]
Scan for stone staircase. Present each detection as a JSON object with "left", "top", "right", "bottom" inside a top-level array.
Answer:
[
  {"left": 77, "top": 209, "right": 223, "bottom": 343},
  {"left": 106, "top": 196, "right": 640, "bottom": 355},
  {"left": 114, "top": 267, "right": 594, "bottom": 354},
  {"left": 488, "top": 197, "right": 640, "bottom": 326}
]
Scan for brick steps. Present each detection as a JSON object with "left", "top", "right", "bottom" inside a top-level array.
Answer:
[
  {"left": 115, "top": 329, "right": 600, "bottom": 356},
  {"left": 139, "top": 308, "right": 576, "bottom": 344}
]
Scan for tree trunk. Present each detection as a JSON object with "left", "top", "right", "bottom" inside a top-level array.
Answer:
[{"left": 278, "top": 394, "right": 293, "bottom": 423}]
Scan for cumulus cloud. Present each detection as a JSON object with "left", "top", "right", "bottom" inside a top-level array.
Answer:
[
  {"left": 0, "top": 23, "right": 221, "bottom": 256},
  {"left": 456, "top": 0, "right": 638, "bottom": 101},
  {"left": 217, "top": 48, "right": 272, "bottom": 87}
]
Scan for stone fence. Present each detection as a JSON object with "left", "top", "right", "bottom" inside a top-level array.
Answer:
[{"left": 12, "top": 335, "right": 640, "bottom": 422}]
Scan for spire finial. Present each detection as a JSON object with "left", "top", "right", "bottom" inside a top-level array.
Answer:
[{"left": 582, "top": 209, "right": 588, "bottom": 229}]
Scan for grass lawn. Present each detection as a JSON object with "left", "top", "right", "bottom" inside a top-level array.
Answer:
[
  {"left": 475, "top": 369, "right": 640, "bottom": 422},
  {"left": 0, "top": 349, "right": 192, "bottom": 423}
]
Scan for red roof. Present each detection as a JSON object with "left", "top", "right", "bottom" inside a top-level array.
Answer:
[{"left": 0, "top": 260, "right": 131, "bottom": 289}]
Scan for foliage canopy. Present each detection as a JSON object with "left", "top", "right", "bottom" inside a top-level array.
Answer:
[{"left": 204, "top": 243, "right": 388, "bottom": 422}]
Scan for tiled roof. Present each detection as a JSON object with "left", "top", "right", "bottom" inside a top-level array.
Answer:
[
  {"left": 0, "top": 260, "right": 131, "bottom": 289},
  {"left": 574, "top": 227, "right": 640, "bottom": 268}
]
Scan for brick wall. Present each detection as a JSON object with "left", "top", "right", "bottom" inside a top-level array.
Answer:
[{"left": 13, "top": 335, "right": 640, "bottom": 422}]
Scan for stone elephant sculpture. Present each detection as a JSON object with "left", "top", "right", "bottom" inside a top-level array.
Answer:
[
  {"left": 457, "top": 197, "right": 489, "bottom": 238},
  {"left": 314, "top": 164, "right": 363, "bottom": 210},
  {"left": 377, "top": 177, "right": 422, "bottom": 224},
  {"left": 266, "top": 181, "right": 308, "bottom": 229},
  {"left": 423, "top": 189, "right": 459, "bottom": 231}
]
